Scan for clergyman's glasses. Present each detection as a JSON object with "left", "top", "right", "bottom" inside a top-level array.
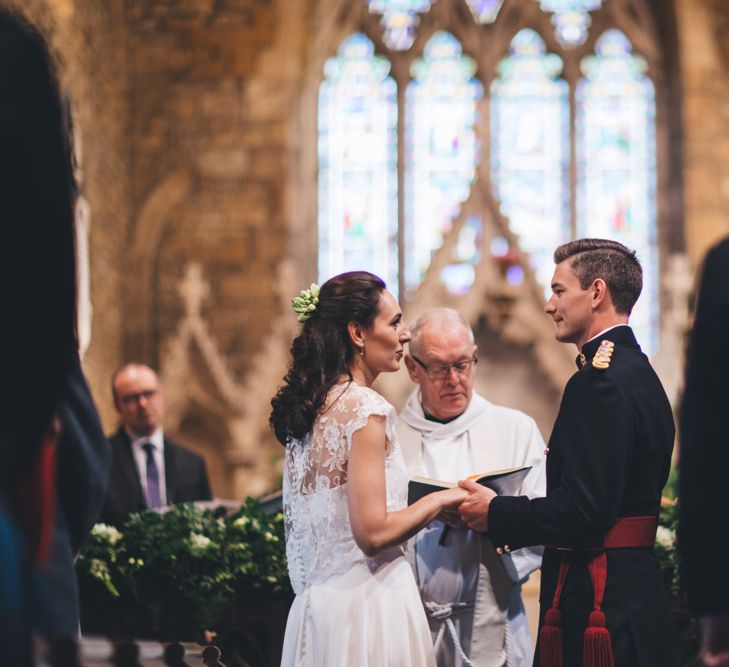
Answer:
[{"left": 410, "top": 355, "right": 477, "bottom": 381}]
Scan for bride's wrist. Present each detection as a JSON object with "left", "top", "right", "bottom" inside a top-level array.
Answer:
[
  {"left": 421, "top": 493, "right": 442, "bottom": 518},
  {"left": 435, "top": 491, "right": 453, "bottom": 514}
]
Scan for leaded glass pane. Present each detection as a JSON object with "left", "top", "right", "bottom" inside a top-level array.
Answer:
[
  {"left": 464, "top": 0, "right": 505, "bottom": 24},
  {"left": 440, "top": 215, "right": 483, "bottom": 295},
  {"left": 491, "top": 29, "right": 569, "bottom": 295},
  {"left": 367, "top": 0, "right": 434, "bottom": 50},
  {"left": 577, "top": 29, "right": 657, "bottom": 352},
  {"left": 318, "top": 34, "right": 398, "bottom": 292},
  {"left": 404, "top": 32, "right": 483, "bottom": 294},
  {"left": 537, "top": 0, "right": 603, "bottom": 46}
]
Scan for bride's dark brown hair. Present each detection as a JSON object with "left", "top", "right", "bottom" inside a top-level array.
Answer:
[{"left": 270, "top": 271, "right": 386, "bottom": 444}]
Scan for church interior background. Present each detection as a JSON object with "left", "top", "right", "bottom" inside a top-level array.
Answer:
[{"left": 5, "top": 0, "right": 728, "bottom": 506}]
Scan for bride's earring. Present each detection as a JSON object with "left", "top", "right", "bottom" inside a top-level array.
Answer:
[{"left": 359, "top": 345, "right": 365, "bottom": 357}]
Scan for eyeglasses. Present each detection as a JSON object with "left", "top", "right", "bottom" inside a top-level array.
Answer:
[
  {"left": 410, "top": 354, "right": 477, "bottom": 381},
  {"left": 119, "top": 388, "right": 159, "bottom": 405}
]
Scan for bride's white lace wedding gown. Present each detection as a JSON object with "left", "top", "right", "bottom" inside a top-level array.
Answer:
[{"left": 280, "top": 382, "right": 436, "bottom": 666}]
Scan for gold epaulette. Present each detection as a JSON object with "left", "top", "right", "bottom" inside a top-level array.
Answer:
[{"left": 592, "top": 340, "right": 614, "bottom": 369}]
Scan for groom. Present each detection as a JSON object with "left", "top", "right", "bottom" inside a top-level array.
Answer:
[
  {"left": 458, "top": 239, "right": 676, "bottom": 666},
  {"left": 397, "top": 307, "right": 546, "bottom": 667}
]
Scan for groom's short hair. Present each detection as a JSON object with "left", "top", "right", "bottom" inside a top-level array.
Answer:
[{"left": 554, "top": 238, "right": 642, "bottom": 315}]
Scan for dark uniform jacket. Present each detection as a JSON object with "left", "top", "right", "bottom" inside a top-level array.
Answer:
[
  {"left": 489, "top": 325, "right": 676, "bottom": 666},
  {"left": 680, "top": 236, "right": 729, "bottom": 615},
  {"left": 99, "top": 428, "right": 212, "bottom": 528}
]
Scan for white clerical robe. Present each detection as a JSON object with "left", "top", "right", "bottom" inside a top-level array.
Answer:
[{"left": 398, "top": 391, "right": 546, "bottom": 667}]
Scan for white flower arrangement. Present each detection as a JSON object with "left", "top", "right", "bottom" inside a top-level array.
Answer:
[
  {"left": 91, "top": 523, "right": 123, "bottom": 545},
  {"left": 77, "top": 501, "right": 291, "bottom": 637}
]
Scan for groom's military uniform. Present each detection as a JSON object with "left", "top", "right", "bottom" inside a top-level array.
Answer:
[{"left": 488, "top": 325, "right": 676, "bottom": 666}]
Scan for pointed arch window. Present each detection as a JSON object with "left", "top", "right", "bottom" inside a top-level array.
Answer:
[
  {"left": 317, "top": 1, "right": 662, "bottom": 353},
  {"left": 405, "top": 32, "right": 483, "bottom": 292},
  {"left": 491, "top": 29, "right": 569, "bottom": 295},
  {"left": 576, "top": 30, "right": 657, "bottom": 350},
  {"left": 318, "top": 34, "right": 399, "bottom": 291}
]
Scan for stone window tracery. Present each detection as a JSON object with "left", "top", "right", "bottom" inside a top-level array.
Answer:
[{"left": 317, "top": 0, "right": 663, "bottom": 353}]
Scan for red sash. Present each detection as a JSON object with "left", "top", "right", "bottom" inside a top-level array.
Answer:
[{"left": 539, "top": 515, "right": 658, "bottom": 667}]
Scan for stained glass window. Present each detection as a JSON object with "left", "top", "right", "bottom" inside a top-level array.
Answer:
[
  {"left": 576, "top": 30, "right": 657, "bottom": 352},
  {"left": 404, "top": 32, "right": 483, "bottom": 294},
  {"left": 464, "top": 0, "right": 505, "bottom": 24},
  {"left": 440, "top": 215, "right": 483, "bottom": 295},
  {"left": 318, "top": 34, "right": 399, "bottom": 291},
  {"left": 367, "top": 0, "right": 435, "bottom": 50},
  {"left": 491, "top": 29, "right": 569, "bottom": 295},
  {"left": 537, "top": 0, "right": 603, "bottom": 46},
  {"left": 318, "top": 5, "right": 662, "bottom": 355}
]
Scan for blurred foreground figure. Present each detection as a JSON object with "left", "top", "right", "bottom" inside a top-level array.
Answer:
[
  {"left": 0, "top": 9, "right": 109, "bottom": 664},
  {"left": 680, "top": 236, "right": 729, "bottom": 667}
]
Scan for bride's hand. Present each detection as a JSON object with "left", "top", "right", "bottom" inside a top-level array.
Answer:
[{"left": 434, "top": 485, "right": 468, "bottom": 510}]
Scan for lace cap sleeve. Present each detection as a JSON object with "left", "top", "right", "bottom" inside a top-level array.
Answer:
[{"left": 324, "top": 383, "right": 397, "bottom": 451}]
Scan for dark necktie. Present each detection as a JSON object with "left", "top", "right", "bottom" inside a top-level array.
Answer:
[{"left": 142, "top": 442, "right": 162, "bottom": 509}]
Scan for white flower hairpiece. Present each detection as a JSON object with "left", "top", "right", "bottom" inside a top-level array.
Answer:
[{"left": 292, "top": 283, "right": 320, "bottom": 322}]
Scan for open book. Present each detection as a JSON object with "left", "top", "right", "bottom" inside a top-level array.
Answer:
[{"left": 407, "top": 465, "right": 531, "bottom": 505}]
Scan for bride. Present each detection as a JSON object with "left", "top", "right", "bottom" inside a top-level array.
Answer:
[{"left": 270, "top": 271, "right": 467, "bottom": 666}]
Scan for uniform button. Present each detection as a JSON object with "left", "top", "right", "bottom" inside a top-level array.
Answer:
[
  {"left": 504, "top": 544, "right": 511, "bottom": 553},
  {"left": 495, "top": 546, "right": 504, "bottom": 555}
]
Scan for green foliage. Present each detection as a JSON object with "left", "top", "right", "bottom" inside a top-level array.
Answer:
[
  {"left": 226, "top": 499, "right": 289, "bottom": 595},
  {"left": 663, "top": 464, "right": 679, "bottom": 500},
  {"left": 76, "top": 501, "right": 291, "bottom": 637}
]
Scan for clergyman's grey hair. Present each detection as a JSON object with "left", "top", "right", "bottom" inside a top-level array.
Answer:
[{"left": 408, "top": 308, "right": 475, "bottom": 357}]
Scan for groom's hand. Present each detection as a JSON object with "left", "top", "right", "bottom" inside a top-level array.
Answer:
[{"left": 458, "top": 479, "right": 497, "bottom": 533}]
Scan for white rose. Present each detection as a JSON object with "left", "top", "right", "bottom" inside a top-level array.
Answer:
[
  {"left": 655, "top": 525, "right": 675, "bottom": 549},
  {"left": 92, "top": 523, "right": 123, "bottom": 545},
  {"left": 189, "top": 532, "right": 212, "bottom": 554}
]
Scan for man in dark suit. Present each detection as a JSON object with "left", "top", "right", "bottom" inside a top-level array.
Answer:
[
  {"left": 458, "top": 239, "right": 676, "bottom": 666},
  {"left": 680, "top": 236, "right": 729, "bottom": 667},
  {"left": 99, "top": 363, "right": 211, "bottom": 528}
]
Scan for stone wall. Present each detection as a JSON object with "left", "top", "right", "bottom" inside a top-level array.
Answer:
[
  {"left": 1, "top": 0, "right": 301, "bottom": 497},
  {"left": 121, "top": 0, "right": 308, "bottom": 496},
  {"left": 679, "top": 0, "right": 729, "bottom": 264},
  {"left": 1, "top": 0, "right": 129, "bottom": 427},
  {"left": 123, "top": 0, "right": 283, "bottom": 373}
]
